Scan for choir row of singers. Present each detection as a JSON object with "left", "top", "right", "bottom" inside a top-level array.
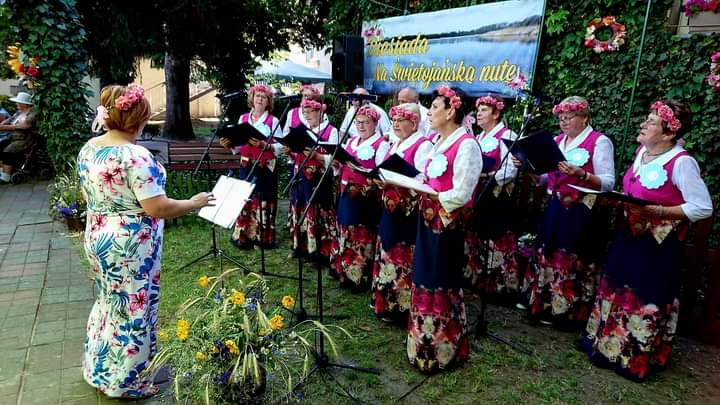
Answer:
[{"left": 218, "top": 83, "right": 713, "bottom": 382}]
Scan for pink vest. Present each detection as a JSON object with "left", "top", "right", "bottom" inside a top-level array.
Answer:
[
  {"left": 623, "top": 150, "right": 690, "bottom": 240},
  {"left": 340, "top": 136, "right": 386, "bottom": 190},
  {"left": 238, "top": 113, "right": 276, "bottom": 165},
  {"left": 425, "top": 133, "right": 476, "bottom": 209},
  {"left": 289, "top": 107, "right": 303, "bottom": 128},
  {"left": 547, "top": 131, "right": 603, "bottom": 205},
  {"left": 623, "top": 151, "right": 687, "bottom": 206},
  {"left": 386, "top": 135, "right": 430, "bottom": 166},
  {"left": 476, "top": 127, "right": 508, "bottom": 172},
  {"left": 293, "top": 124, "right": 335, "bottom": 169},
  {"left": 426, "top": 131, "right": 440, "bottom": 144}
]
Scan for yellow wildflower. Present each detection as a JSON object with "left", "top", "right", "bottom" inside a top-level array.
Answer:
[
  {"left": 225, "top": 339, "right": 240, "bottom": 355},
  {"left": 158, "top": 330, "right": 169, "bottom": 342},
  {"left": 176, "top": 319, "right": 190, "bottom": 341},
  {"left": 210, "top": 345, "right": 220, "bottom": 354},
  {"left": 269, "top": 314, "right": 285, "bottom": 330},
  {"left": 197, "top": 275, "right": 210, "bottom": 288},
  {"left": 258, "top": 328, "right": 269, "bottom": 337},
  {"left": 230, "top": 291, "right": 245, "bottom": 306},
  {"left": 195, "top": 351, "right": 208, "bottom": 362},
  {"left": 281, "top": 295, "right": 295, "bottom": 309}
]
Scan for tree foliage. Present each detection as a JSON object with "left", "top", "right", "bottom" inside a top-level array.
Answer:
[{"left": 1, "top": 0, "right": 92, "bottom": 170}]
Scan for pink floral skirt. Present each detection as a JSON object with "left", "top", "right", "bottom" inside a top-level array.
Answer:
[
  {"left": 406, "top": 285, "right": 469, "bottom": 373},
  {"left": 371, "top": 242, "right": 414, "bottom": 320},
  {"left": 231, "top": 195, "right": 277, "bottom": 249},
  {"left": 331, "top": 224, "right": 377, "bottom": 290}
]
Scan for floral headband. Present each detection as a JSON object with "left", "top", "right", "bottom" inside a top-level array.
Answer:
[
  {"left": 114, "top": 84, "right": 145, "bottom": 111},
  {"left": 651, "top": 101, "right": 681, "bottom": 132},
  {"left": 357, "top": 105, "right": 380, "bottom": 122},
  {"left": 300, "top": 99, "right": 325, "bottom": 111},
  {"left": 552, "top": 100, "right": 589, "bottom": 115},
  {"left": 437, "top": 85, "right": 462, "bottom": 109},
  {"left": 389, "top": 106, "right": 420, "bottom": 123},
  {"left": 250, "top": 84, "right": 273, "bottom": 97},
  {"left": 301, "top": 84, "right": 320, "bottom": 95},
  {"left": 475, "top": 96, "right": 505, "bottom": 111}
]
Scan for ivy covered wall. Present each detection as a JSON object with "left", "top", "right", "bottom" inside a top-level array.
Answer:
[{"left": 1, "top": 0, "right": 92, "bottom": 170}]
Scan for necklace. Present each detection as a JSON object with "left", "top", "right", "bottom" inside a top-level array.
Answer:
[{"left": 641, "top": 146, "right": 673, "bottom": 164}]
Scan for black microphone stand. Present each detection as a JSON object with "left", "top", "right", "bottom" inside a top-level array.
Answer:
[
  {"left": 176, "top": 96, "right": 251, "bottom": 275},
  {"left": 291, "top": 102, "right": 380, "bottom": 403},
  {"left": 471, "top": 99, "right": 535, "bottom": 355},
  {"left": 240, "top": 100, "right": 303, "bottom": 282}
]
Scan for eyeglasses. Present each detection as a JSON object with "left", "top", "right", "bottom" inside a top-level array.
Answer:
[{"left": 557, "top": 114, "right": 577, "bottom": 123}]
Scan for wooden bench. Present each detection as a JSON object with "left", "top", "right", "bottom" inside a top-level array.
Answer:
[{"left": 167, "top": 140, "right": 242, "bottom": 171}]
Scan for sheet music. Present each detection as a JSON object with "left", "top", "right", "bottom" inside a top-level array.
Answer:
[
  {"left": 379, "top": 169, "right": 437, "bottom": 196},
  {"left": 198, "top": 176, "right": 255, "bottom": 228}
]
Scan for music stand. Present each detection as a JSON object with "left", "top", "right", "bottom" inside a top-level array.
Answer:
[
  {"left": 471, "top": 106, "right": 534, "bottom": 356},
  {"left": 289, "top": 102, "right": 380, "bottom": 402},
  {"left": 237, "top": 100, "right": 304, "bottom": 282},
  {"left": 175, "top": 96, "right": 251, "bottom": 275}
]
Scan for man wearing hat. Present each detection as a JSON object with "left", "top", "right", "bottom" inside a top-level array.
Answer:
[{"left": 0, "top": 92, "right": 37, "bottom": 183}]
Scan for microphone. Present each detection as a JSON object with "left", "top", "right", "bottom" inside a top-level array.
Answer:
[
  {"left": 336, "top": 92, "right": 379, "bottom": 102},
  {"left": 276, "top": 94, "right": 303, "bottom": 100},
  {"left": 222, "top": 90, "right": 244, "bottom": 99}
]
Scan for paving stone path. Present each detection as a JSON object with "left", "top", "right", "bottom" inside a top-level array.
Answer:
[{"left": 0, "top": 183, "right": 168, "bottom": 405}]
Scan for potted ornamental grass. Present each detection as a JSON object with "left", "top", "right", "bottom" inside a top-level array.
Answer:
[
  {"left": 48, "top": 166, "right": 86, "bottom": 232},
  {"left": 149, "top": 269, "right": 348, "bottom": 404}
]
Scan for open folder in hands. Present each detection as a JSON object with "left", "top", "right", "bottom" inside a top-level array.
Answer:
[
  {"left": 503, "top": 130, "right": 565, "bottom": 174},
  {"left": 378, "top": 168, "right": 437, "bottom": 196},
  {"left": 568, "top": 184, "right": 654, "bottom": 206},
  {"left": 198, "top": 176, "right": 255, "bottom": 228}
]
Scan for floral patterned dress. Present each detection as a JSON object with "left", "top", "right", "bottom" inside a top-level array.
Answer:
[{"left": 77, "top": 141, "right": 166, "bottom": 398}]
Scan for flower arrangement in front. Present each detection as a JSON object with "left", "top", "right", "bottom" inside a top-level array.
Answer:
[
  {"left": 149, "top": 270, "right": 348, "bottom": 404},
  {"left": 6, "top": 44, "right": 40, "bottom": 86},
  {"left": 48, "top": 165, "right": 87, "bottom": 229},
  {"left": 684, "top": 0, "right": 719, "bottom": 17},
  {"left": 584, "top": 16, "right": 626, "bottom": 53},
  {"left": 707, "top": 51, "right": 720, "bottom": 92}
]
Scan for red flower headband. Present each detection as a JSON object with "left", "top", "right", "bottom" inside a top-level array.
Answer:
[
  {"left": 475, "top": 96, "right": 505, "bottom": 111},
  {"left": 357, "top": 105, "right": 380, "bottom": 122},
  {"left": 300, "top": 99, "right": 326, "bottom": 111},
  {"left": 552, "top": 101, "right": 589, "bottom": 115},
  {"left": 114, "top": 84, "right": 145, "bottom": 111},
  {"left": 651, "top": 101, "right": 682, "bottom": 132},
  {"left": 250, "top": 84, "right": 273, "bottom": 97},
  {"left": 437, "top": 85, "right": 462, "bottom": 109},
  {"left": 301, "top": 84, "right": 320, "bottom": 95},
  {"left": 389, "top": 106, "right": 419, "bottom": 123}
]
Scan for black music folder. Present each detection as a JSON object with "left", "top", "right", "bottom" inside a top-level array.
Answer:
[
  {"left": 218, "top": 123, "right": 268, "bottom": 147},
  {"left": 317, "top": 142, "right": 361, "bottom": 167},
  {"left": 568, "top": 185, "right": 654, "bottom": 206},
  {"left": 275, "top": 124, "right": 317, "bottom": 153},
  {"left": 503, "top": 130, "right": 565, "bottom": 174}
]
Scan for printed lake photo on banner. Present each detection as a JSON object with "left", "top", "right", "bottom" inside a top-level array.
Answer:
[{"left": 362, "top": 0, "right": 546, "bottom": 97}]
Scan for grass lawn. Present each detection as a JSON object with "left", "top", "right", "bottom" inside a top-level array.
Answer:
[{"left": 142, "top": 202, "right": 720, "bottom": 404}]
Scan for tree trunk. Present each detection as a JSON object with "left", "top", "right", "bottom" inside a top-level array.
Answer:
[{"left": 163, "top": 51, "right": 194, "bottom": 140}]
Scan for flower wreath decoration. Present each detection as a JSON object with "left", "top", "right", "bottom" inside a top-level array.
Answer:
[{"left": 584, "top": 16, "right": 626, "bottom": 53}]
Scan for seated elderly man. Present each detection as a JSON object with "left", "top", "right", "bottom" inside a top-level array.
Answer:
[
  {"left": 339, "top": 87, "right": 391, "bottom": 140},
  {"left": 390, "top": 87, "right": 430, "bottom": 141},
  {"left": 0, "top": 92, "right": 37, "bottom": 183}
]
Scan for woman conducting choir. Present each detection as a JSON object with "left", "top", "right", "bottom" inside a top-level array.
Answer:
[
  {"left": 287, "top": 97, "right": 338, "bottom": 265},
  {"left": 332, "top": 106, "right": 389, "bottom": 289},
  {"left": 465, "top": 95, "right": 520, "bottom": 298},
  {"left": 581, "top": 100, "right": 712, "bottom": 382},
  {"left": 220, "top": 84, "right": 281, "bottom": 249},
  {"left": 407, "top": 86, "right": 482, "bottom": 372},
  {"left": 521, "top": 96, "right": 616, "bottom": 327},
  {"left": 79, "top": 85, "right": 214, "bottom": 398},
  {"left": 371, "top": 103, "right": 432, "bottom": 320}
]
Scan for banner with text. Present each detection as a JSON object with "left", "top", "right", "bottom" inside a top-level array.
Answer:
[{"left": 362, "top": 0, "right": 545, "bottom": 97}]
